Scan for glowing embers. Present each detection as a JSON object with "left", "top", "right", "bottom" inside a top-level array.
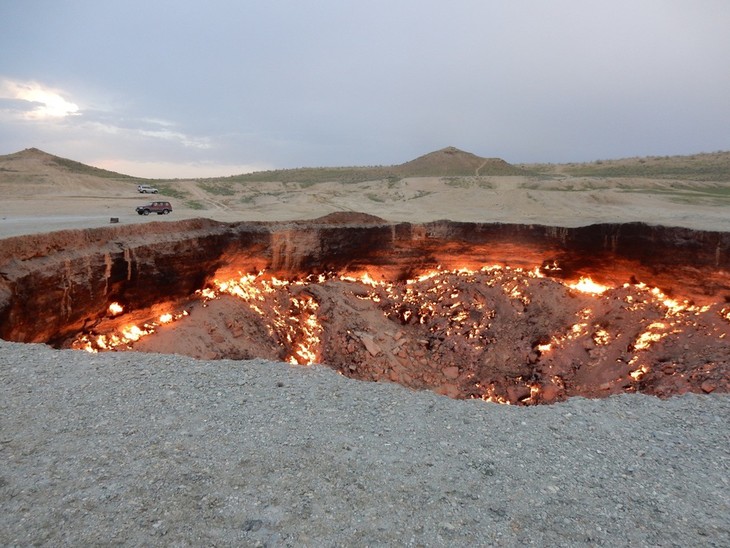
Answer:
[
  {"left": 722, "top": 307, "right": 730, "bottom": 323},
  {"left": 69, "top": 264, "right": 729, "bottom": 404}
]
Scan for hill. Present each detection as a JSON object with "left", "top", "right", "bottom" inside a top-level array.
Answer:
[
  {"left": 0, "top": 148, "right": 140, "bottom": 181},
  {"left": 224, "top": 146, "right": 526, "bottom": 184},
  {"left": 394, "top": 146, "right": 525, "bottom": 177},
  {"left": 3, "top": 147, "right": 729, "bottom": 184},
  {"left": 1, "top": 146, "right": 729, "bottom": 237}
]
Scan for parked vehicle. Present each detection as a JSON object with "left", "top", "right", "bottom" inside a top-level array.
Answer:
[
  {"left": 137, "top": 184, "right": 159, "bottom": 194},
  {"left": 136, "top": 201, "right": 172, "bottom": 215}
]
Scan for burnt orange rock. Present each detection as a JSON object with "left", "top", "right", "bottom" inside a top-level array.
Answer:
[{"left": 540, "top": 383, "right": 560, "bottom": 403}]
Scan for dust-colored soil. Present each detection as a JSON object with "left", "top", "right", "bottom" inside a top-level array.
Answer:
[
  {"left": 1, "top": 148, "right": 729, "bottom": 545},
  {"left": 1, "top": 148, "right": 729, "bottom": 237}
]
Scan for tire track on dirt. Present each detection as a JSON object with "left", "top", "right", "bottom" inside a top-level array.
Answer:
[{"left": 176, "top": 180, "right": 231, "bottom": 211}]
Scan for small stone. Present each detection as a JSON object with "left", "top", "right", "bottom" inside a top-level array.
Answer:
[
  {"left": 443, "top": 366, "right": 459, "bottom": 380},
  {"left": 243, "top": 519, "right": 263, "bottom": 532},
  {"left": 701, "top": 380, "right": 716, "bottom": 394},
  {"left": 358, "top": 334, "right": 381, "bottom": 356}
]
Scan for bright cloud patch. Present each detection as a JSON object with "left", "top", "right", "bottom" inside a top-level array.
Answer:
[
  {"left": 93, "top": 159, "right": 269, "bottom": 179},
  {"left": 0, "top": 79, "right": 80, "bottom": 120}
]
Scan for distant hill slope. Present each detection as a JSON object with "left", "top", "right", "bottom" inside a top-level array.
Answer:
[
  {"left": 0, "top": 148, "right": 138, "bottom": 180},
  {"left": 524, "top": 151, "right": 730, "bottom": 182}
]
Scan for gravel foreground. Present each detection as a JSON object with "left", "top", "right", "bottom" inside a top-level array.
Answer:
[{"left": 1, "top": 340, "right": 728, "bottom": 547}]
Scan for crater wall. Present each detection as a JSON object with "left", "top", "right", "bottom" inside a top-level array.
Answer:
[{"left": 0, "top": 216, "right": 728, "bottom": 344}]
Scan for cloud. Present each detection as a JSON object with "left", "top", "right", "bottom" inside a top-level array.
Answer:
[
  {"left": 2, "top": 1, "right": 728, "bottom": 174},
  {"left": 1, "top": 78, "right": 213, "bottom": 150},
  {"left": 0, "top": 79, "right": 80, "bottom": 120},
  {"left": 0, "top": 78, "right": 223, "bottom": 176},
  {"left": 137, "top": 127, "right": 212, "bottom": 150}
]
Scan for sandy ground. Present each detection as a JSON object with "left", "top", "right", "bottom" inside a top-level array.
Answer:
[
  {"left": 2, "top": 340, "right": 729, "bottom": 546},
  {"left": 1, "top": 162, "right": 729, "bottom": 545},
  {"left": 1, "top": 174, "right": 730, "bottom": 238}
]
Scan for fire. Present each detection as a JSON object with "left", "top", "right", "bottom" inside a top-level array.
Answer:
[
  {"left": 359, "top": 272, "right": 381, "bottom": 287},
  {"left": 287, "top": 295, "right": 322, "bottom": 365},
  {"left": 70, "top": 263, "right": 729, "bottom": 405},
  {"left": 198, "top": 287, "right": 216, "bottom": 300},
  {"left": 593, "top": 328, "right": 611, "bottom": 345},
  {"left": 471, "top": 382, "right": 512, "bottom": 405},
  {"left": 633, "top": 321, "right": 668, "bottom": 351},
  {"left": 630, "top": 364, "right": 649, "bottom": 381},
  {"left": 121, "top": 325, "right": 146, "bottom": 341},
  {"left": 568, "top": 277, "right": 609, "bottom": 294},
  {"left": 408, "top": 270, "right": 441, "bottom": 284},
  {"left": 72, "top": 309, "right": 188, "bottom": 353}
]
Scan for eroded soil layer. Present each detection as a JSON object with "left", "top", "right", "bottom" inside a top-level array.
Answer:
[{"left": 0, "top": 215, "right": 728, "bottom": 404}]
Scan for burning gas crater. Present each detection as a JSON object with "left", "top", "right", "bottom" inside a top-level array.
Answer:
[{"left": 69, "top": 264, "right": 730, "bottom": 405}]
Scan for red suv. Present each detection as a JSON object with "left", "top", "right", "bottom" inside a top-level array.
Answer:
[{"left": 136, "top": 201, "right": 173, "bottom": 215}]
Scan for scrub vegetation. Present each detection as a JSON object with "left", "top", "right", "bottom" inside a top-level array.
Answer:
[{"left": 524, "top": 151, "right": 730, "bottom": 182}]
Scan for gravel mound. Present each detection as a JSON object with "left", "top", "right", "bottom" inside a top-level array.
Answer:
[{"left": 1, "top": 340, "right": 728, "bottom": 546}]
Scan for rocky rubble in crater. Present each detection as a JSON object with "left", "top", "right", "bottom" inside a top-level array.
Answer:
[{"left": 76, "top": 267, "right": 730, "bottom": 405}]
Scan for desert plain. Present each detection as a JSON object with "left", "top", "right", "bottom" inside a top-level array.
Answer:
[
  {"left": 1, "top": 146, "right": 730, "bottom": 237},
  {"left": 1, "top": 146, "right": 729, "bottom": 546}
]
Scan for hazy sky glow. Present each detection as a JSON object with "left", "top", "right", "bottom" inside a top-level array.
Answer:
[{"left": 1, "top": 0, "right": 729, "bottom": 178}]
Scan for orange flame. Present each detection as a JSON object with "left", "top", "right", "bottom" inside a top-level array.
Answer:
[{"left": 568, "top": 277, "right": 609, "bottom": 294}]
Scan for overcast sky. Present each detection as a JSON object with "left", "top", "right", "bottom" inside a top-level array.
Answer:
[{"left": 1, "top": 1, "right": 729, "bottom": 178}]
